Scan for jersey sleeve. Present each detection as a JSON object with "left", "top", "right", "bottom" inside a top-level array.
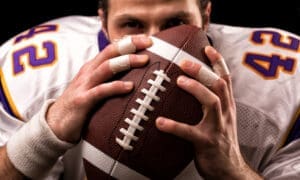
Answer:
[
  {"left": 262, "top": 140, "right": 300, "bottom": 179},
  {"left": 0, "top": 15, "right": 101, "bottom": 144},
  {"left": 208, "top": 23, "right": 300, "bottom": 178}
]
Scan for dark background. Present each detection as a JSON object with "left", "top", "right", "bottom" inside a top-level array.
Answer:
[{"left": 1, "top": 0, "right": 299, "bottom": 44}]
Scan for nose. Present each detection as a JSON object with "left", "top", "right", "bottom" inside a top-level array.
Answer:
[{"left": 146, "top": 26, "right": 160, "bottom": 36}]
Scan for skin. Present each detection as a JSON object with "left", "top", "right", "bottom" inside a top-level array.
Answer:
[
  {"left": 0, "top": 0, "right": 263, "bottom": 179},
  {"left": 101, "top": 0, "right": 263, "bottom": 179},
  {"left": 0, "top": 35, "right": 153, "bottom": 179},
  {"left": 101, "top": 0, "right": 205, "bottom": 40},
  {"left": 157, "top": 47, "right": 261, "bottom": 179}
]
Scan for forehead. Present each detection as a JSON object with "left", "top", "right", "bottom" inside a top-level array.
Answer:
[
  {"left": 108, "top": 0, "right": 200, "bottom": 16},
  {"left": 109, "top": 0, "right": 198, "bottom": 5}
]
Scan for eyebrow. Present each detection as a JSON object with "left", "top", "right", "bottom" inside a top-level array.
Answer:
[
  {"left": 167, "top": 11, "right": 193, "bottom": 20},
  {"left": 115, "top": 11, "right": 193, "bottom": 22}
]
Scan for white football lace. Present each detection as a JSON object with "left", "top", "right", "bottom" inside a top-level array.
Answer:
[{"left": 116, "top": 69, "right": 171, "bottom": 150}]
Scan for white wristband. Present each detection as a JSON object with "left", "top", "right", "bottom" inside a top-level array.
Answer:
[{"left": 6, "top": 99, "right": 75, "bottom": 179}]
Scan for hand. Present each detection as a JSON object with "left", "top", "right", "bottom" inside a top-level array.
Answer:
[
  {"left": 46, "top": 35, "right": 152, "bottom": 143},
  {"left": 156, "top": 46, "right": 262, "bottom": 179}
]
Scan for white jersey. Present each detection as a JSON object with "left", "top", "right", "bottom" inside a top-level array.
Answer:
[
  {"left": 0, "top": 15, "right": 102, "bottom": 180},
  {"left": 207, "top": 23, "right": 300, "bottom": 179},
  {"left": 0, "top": 15, "right": 299, "bottom": 179}
]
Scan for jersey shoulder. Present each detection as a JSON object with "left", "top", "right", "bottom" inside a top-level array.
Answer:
[
  {"left": 208, "top": 23, "right": 300, "bottom": 55},
  {"left": 0, "top": 15, "right": 102, "bottom": 64},
  {"left": 208, "top": 23, "right": 300, "bottom": 150},
  {"left": 0, "top": 15, "right": 103, "bottom": 121},
  {"left": 1, "top": 15, "right": 101, "bottom": 49}
]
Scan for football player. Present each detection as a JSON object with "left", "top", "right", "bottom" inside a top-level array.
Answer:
[{"left": 0, "top": 0, "right": 299, "bottom": 179}]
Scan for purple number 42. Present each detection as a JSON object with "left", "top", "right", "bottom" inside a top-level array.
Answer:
[
  {"left": 244, "top": 30, "right": 299, "bottom": 79},
  {"left": 12, "top": 24, "right": 58, "bottom": 75}
]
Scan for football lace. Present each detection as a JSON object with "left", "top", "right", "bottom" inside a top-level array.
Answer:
[{"left": 116, "top": 69, "right": 171, "bottom": 150}]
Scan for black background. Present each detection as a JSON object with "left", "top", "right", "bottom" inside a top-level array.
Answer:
[{"left": 1, "top": 0, "right": 299, "bottom": 44}]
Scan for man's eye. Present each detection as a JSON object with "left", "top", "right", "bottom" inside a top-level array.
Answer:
[
  {"left": 163, "top": 19, "right": 185, "bottom": 29},
  {"left": 123, "top": 21, "right": 143, "bottom": 29}
]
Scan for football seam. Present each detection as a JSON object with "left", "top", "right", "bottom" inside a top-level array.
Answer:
[
  {"left": 114, "top": 28, "right": 196, "bottom": 151},
  {"left": 163, "top": 28, "right": 196, "bottom": 73},
  {"left": 83, "top": 25, "right": 210, "bottom": 179},
  {"left": 115, "top": 69, "right": 171, "bottom": 150}
]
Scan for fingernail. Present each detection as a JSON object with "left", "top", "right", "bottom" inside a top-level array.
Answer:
[
  {"left": 205, "top": 46, "right": 217, "bottom": 55},
  {"left": 140, "top": 36, "right": 152, "bottom": 45},
  {"left": 177, "top": 75, "right": 188, "bottom": 85},
  {"left": 137, "top": 54, "right": 149, "bottom": 63},
  {"left": 180, "top": 60, "right": 194, "bottom": 69},
  {"left": 156, "top": 117, "right": 165, "bottom": 126},
  {"left": 124, "top": 81, "right": 134, "bottom": 90}
]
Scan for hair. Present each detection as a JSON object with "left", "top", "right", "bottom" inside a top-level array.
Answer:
[{"left": 98, "top": 0, "right": 211, "bottom": 28}]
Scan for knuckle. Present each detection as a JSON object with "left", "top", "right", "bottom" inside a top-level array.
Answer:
[
  {"left": 104, "top": 43, "right": 117, "bottom": 55},
  {"left": 117, "top": 36, "right": 136, "bottom": 55},
  {"left": 78, "top": 62, "right": 92, "bottom": 74},
  {"left": 216, "top": 78, "right": 227, "bottom": 89},
  {"left": 128, "top": 54, "right": 136, "bottom": 63},
  {"left": 208, "top": 97, "right": 221, "bottom": 110},
  {"left": 109, "top": 55, "right": 131, "bottom": 74},
  {"left": 213, "top": 79, "right": 227, "bottom": 93}
]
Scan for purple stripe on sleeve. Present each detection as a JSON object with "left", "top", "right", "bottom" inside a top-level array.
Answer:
[{"left": 0, "top": 82, "right": 14, "bottom": 117}]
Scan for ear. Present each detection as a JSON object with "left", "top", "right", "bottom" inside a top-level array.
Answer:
[
  {"left": 203, "top": 1, "right": 212, "bottom": 31},
  {"left": 98, "top": 9, "right": 109, "bottom": 37},
  {"left": 98, "top": 9, "right": 105, "bottom": 22}
]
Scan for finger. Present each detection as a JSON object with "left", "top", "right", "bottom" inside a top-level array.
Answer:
[
  {"left": 177, "top": 75, "right": 220, "bottom": 110},
  {"left": 87, "top": 81, "right": 134, "bottom": 103},
  {"left": 176, "top": 75, "right": 223, "bottom": 129},
  {"left": 178, "top": 62, "right": 231, "bottom": 115},
  {"left": 91, "top": 54, "right": 149, "bottom": 85},
  {"left": 180, "top": 48, "right": 233, "bottom": 107},
  {"left": 204, "top": 46, "right": 234, "bottom": 106},
  {"left": 179, "top": 60, "right": 219, "bottom": 87},
  {"left": 205, "top": 46, "right": 230, "bottom": 79},
  {"left": 109, "top": 55, "right": 131, "bottom": 74},
  {"left": 95, "top": 34, "right": 153, "bottom": 66},
  {"left": 155, "top": 117, "right": 202, "bottom": 143},
  {"left": 114, "top": 35, "right": 136, "bottom": 55}
]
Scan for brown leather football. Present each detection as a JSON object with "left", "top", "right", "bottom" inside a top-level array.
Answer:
[{"left": 82, "top": 25, "right": 211, "bottom": 180}]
